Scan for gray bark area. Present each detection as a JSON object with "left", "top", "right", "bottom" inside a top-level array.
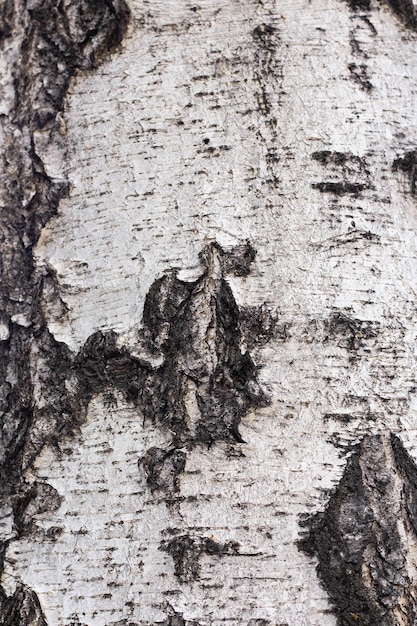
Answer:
[{"left": 3, "top": 1, "right": 417, "bottom": 625}]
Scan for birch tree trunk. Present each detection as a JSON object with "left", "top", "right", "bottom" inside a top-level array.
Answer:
[{"left": 3, "top": 1, "right": 417, "bottom": 625}]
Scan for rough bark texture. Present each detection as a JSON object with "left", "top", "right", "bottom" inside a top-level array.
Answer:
[
  {"left": 3, "top": 0, "right": 417, "bottom": 625},
  {"left": 0, "top": 0, "right": 130, "bottom": 621},
  {"left": 300, "top": 433, "right": 417, "bottom": 626}
]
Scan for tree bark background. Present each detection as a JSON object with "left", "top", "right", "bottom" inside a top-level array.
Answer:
[{"left": 3, "top": 1, "right": 417, "bottom": 625}]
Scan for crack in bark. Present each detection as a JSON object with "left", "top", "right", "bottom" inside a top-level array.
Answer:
[{"left": 299, "top": 433, "right": 417, "bottom": 626}]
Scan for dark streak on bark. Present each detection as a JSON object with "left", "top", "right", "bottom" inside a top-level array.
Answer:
[
  {"left": 0, "top": 0, "right": 130, "bottom": 620},
  {"left": 252, "top": 24, "right": 280, "bottom": 118},
  {"left": 393, "top": 150, "right": 417, "bottom": 196},
  {"left": 160, "top": 534, "right": 240, "bottom": 584},
  {"left": 384, "top": 0, "right": 417, "bottom": 30},
  {"left": 344, "top": 0, "right": 417, "bottom": 32},
  {"left": 312, "top": 150, "right": 371, "bottom": 197},
  {"left": 247, "top": 621, "right": 288, "bottom": 626},
  {"left": 251, "top": 22, "right": 282, "bottom": 188},
  {"left": 324, "top": 312, "right": 378, "bottom": 351},
  {"left": 0, "top": 583, "right": 47, "bottom": 626},
  {"left": 313, "top": 181, "right": 367, "bottom": 195},
  {"left": 341, "top": 2, "right": 376, "bottom": 89},
  {"left": 299, "top": 433, "right": 417, "bottom": 626}
]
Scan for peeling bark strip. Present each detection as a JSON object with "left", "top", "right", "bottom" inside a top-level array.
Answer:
[
  {"left": 0, "top": 0, "right": 129, "bottom": 621},
  {"left": 300, "top": 433, "right": 417, "bottom": 626}
]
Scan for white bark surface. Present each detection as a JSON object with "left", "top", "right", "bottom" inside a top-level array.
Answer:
[{"left": 4, "top": 0, "right": 417, "bottom": 625}]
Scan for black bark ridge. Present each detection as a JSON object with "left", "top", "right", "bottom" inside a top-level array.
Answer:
[{"left": 299, "top": 433, "right": 417, "bottom": 626}]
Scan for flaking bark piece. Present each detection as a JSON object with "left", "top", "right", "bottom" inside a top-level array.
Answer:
[{"left": 299, "top": 433, "right": 417, "bottom": 626}]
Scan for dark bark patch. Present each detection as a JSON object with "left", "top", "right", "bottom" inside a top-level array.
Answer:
[
  {"left": 393, "top": 150, "right": 417, "bottom": 196},
  {"left": 137, "top": 243, "right": 268, "bottom": 445},
  {"left": 161, "top": 534, "right": 240, "bottom": 583},
  {"left": 140, "top": 447, "right": 187, "bottom": 495},
  {"left": 299, "top": 433, "right": 417, "bottom": 626},
  {"left": 324, "top": 312, "right": 378, "bottom": 351},
  {"left": 312, "top": 151, "right": 366, "bottom": 169},
  {"left": 9, "top": 0, "right": 130, "bottom": 131},
  {"left": 344, "top": 0, "right": 417, "bottom": 32},
  {"left": 239, "top": 305, "right": 287, "bottom": 350},
  {"left": 312, "top": 151, "right": 371, "bottom": 196},
  {"left": 384, "top": 0, "right": 417, "bottom": 30},
  {"left": 323, "top": 412, "right": 359, "bottom": 423},
  {"left": 213, "top": 241, "right": 256, "bottom": 277},
  {"left": 75, "top": 243, "right": 268, "bottom": 448},
  {"left": 0, "top": 583, "right": 47, "bottom": 626},
  {"left": 345, "top": 0, "right": 372, "bottom": 10},
  {"left": 348, "top": 62, "right": 373, "bottom": 91},
  {"left": 12, "top": 482, "right": 62, "bottom": 536}
]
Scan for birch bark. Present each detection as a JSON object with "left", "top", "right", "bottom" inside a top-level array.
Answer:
[{"left": 2, "top": 1, "right": 417, "bottom": 625}]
